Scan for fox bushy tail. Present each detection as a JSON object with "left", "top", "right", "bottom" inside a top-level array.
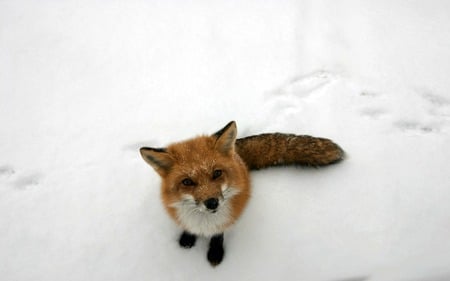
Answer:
[{"left": 235, "top": 133, "right": 344, "bottom": 170}]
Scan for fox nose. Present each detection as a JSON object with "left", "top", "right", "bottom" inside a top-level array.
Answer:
[{"left": 204, "top": 198, "right": 219, "bottom": 210}]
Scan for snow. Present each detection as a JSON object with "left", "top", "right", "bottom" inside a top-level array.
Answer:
[{"left": 1, "top": 1, "right": 450, "bottom": 280}]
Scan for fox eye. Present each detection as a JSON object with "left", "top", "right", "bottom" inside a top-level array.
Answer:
[
  {"left": 181, "top": 178, "right": 195, "bottom": 186},
  {"left": 212, "top": 169, "right": 222, "bottom": 180}
]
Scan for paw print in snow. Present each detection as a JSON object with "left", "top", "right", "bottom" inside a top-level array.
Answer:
[{"left": 0, "top": 165, "right": 42, "bottom": 190}]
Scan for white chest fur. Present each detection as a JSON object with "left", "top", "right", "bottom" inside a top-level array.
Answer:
[{"left": 170, "top": 187, "right": 240, "bottom": 237}]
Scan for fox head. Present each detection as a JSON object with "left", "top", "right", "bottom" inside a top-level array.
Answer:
[{"left": 140, "top": 121, "right": 250, "bottom": 235}]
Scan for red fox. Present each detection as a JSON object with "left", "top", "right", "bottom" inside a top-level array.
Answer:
[{"left": 140, "top": 121, "right": 344, "bottom": 266}]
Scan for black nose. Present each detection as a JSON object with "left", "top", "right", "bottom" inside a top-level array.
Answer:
[{"left": 204, "top": 198, "right": 219, "bottom": 210}]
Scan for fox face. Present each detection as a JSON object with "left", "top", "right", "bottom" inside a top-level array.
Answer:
[{"left": 140, "top": 122, "right": 250, "bottom": 236}]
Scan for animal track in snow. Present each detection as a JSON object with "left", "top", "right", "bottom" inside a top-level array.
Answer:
[
  {"left": 360, "top": 107, "right": 388, "bottom": 119},
  {"left": 360, "top": 91, "right": 382, "bottom": 98},
  {"left": 357, "top": 87, "right": 449, "bottom": 134},
  {"left": 264, "top": 70, "right": 337, "bottom": 123},
  {"left": 421, "top": 92, "right": 450, "bottom": 118},
  {"left": 269, "top": 70, "right": 336, "bottom": 101},
  {"left": 258, "top": 70, "right": 339, "bottom": 131},
  {"left": 357, "top": 91, "right": 390, "bottom": 121},
  {"left": 393, "top": 120, "right": 435, "bottom": 133},
  {"left": 279, "top": 70, "right": 336, "bottom": 98},
  {"left": 0, "top": 166, "right": 15, "bottom": 178},
  {"left": 421, "top": 92, "right": 450, "bottom": 107},
  {"left": 0, "top": 165, "right": 42, "bottom": 190},
  {"left": 13, "top": 173, "right": 42, "bottom": 189},
  {"left": 399, "top": 90, "right": 450, "bottom": 134}
]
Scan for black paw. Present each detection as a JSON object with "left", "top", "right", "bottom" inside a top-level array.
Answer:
[
  {"left": 179, "top": 231, "right": 197, "bottom": 248},
  {"left": 207, "top": 234, "right": 225, "bottom": 266},
  {"left": 207, "top": 245, "right": 224, "bottom": 266}
]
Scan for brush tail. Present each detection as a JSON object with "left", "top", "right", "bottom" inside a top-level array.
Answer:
[{"left": 235, "top": 133, "right": 344, "bottom": 170}]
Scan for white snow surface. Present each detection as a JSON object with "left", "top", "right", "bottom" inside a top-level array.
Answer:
[{"left": 1, "top": 1, "right": 450, "bottom": 281}]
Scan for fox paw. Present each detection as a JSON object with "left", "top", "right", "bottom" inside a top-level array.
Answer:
[
  {"left": 179, "top": 231, "right": 197, "bottom": 248},
  {"left": 207, "top": 244, "right": 225, "bottom": 266},
  {"left": 207, "top": 234, "right": 225, "bottom": 266}
]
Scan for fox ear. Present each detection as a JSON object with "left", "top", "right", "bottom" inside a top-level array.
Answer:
[
  {"left": 213, "top": 121, "right": 237, "bottom": 155},
  {"left": 139, "top": 147, "right": 174, "bottom": 176}
]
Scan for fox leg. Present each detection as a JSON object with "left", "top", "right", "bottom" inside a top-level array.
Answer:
[
  {"left": 207, "top": 233, "right": 225, "bottom": 266},
  {"left": 179, "top": 231, "right": 197, "bottom": 248}
]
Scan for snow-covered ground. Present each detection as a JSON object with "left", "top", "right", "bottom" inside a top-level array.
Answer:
[{"left": 1, "top": 1, "right": 450, "bottom": 280}]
